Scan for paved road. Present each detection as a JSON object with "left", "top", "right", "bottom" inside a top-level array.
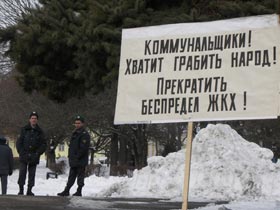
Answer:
[{"left": 0, "top": 195, "right": 228, "bottom": 210}]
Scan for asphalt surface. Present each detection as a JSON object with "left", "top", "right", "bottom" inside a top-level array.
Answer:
[{"left": 0, "top": 195, "right": 228, "bottom": 210}]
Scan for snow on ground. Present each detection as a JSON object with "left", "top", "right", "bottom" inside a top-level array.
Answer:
[{"left": 6, "top": 124, "right": 280, "bottom": 210}]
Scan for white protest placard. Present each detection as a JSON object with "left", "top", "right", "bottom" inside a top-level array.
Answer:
[{"left": 114, "top": 14, "right": 280, "bottom": 124}]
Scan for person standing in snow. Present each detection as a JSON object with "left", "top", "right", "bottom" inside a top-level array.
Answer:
[
  {"left": 57, "top": 115, "right": 90, "bottom": 197},
  {"left": 16, "top": 111, "right": 46, "bottom": 196},
  {"left": 0, "top": 136, "right": 13, "bottom": 195}
]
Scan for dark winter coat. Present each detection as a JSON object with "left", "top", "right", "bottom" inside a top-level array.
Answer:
[
  {"left": 0, "top": 142, "right": 13, "bottom": 175},
  {"left": 16, "top": 124, "right": 46, "bottom": 165},
  {"left": 68, "top": 127, "right": 90, "bottom": 167}
]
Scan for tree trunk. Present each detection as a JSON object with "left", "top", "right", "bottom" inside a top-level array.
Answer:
[
  {"left": 119, "top": 137, "right": 128, "bottom": 176},
  {"left": 176, "top": 124, "right": 182, "bottom": 150},
  {"left": 133, "top": 124, "right": 148, "bottom": 169},
  {"left": 46, "top": 139, "right": 56, "bottom": 168},
  {"left": 110, "top": 127, "right": 119, "bottom": 176},
  {"left": 46, "top": 151, "right": 56, "bottom": 168},
  {"left": 90, "top": 148, "right": 94, "bottom": 165}
]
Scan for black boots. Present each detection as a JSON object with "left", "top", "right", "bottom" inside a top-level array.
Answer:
[
  {"left": 57, "top": 186, "right": 83, "bottom": 196},
  {"left": 18, "top": 186, "right": 24, "bottom": 195},
  {"left": 26, "top": 186, "right": 34, "bottom": 196},
  {"left": 18, "top": 186, "right": 34, "bottom": 196},
  {"left": 72, "top": 186, "right": 82, "bottom": 196},
  {"left": 57, "top": 187, "right": 70, "bottom": 196}
]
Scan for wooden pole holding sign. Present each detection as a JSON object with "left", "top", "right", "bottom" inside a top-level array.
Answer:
[{"left": 181, "top": 122, "right": 194, "bottom": 210}]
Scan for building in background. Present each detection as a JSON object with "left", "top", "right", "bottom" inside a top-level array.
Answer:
[{"left": 7, "top": 137, "right": 69, "bottom": 160}]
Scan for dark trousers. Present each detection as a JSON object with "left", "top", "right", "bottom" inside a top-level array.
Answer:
[
  {"left": 66, "top": 167, "right": 86, "bottom": 189},
  {"left": 18, "top": 162, "right": 37, "bottom": 187},
  {"left": 0, "top": 175, "right": 7, "bottom": 195}
]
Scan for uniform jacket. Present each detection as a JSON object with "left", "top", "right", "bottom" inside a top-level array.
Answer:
[
  {"left": 68, "top": 127, "right": 90, "bottom": 167},
  {"left": 16, "top": 123, "right": 46, "bottom": 165},
  {"left": 0, "top": 142, "right": 14, "bottom": 175}
]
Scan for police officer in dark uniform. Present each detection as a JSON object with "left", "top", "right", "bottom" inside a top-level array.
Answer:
[
  {"left": 16, "top": 111, "right": 46, "bottom": 196},
  {"left": 58, "top": 115, "right": 90, "bottom": 196}
]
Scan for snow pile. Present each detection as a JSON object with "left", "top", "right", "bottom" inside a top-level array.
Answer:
[
  {"left": 190, "top": 124, "right": 279, "bottom": 201},
  {"left": 100, "top": 151, "right": 186, "bottom": 198},
  {"left": 99, "top": 124, "right": 280, "bottom": 201}
]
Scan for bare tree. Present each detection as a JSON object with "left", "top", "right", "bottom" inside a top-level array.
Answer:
[
  {"left": 0, "top": 0, "right": 37, "bottom": 28},
  {"left": 0, "top": 43, "right": 13, "bottom": 76},
  {"left": 0, "top": 1, "right": 38, "bottom": 77}
]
